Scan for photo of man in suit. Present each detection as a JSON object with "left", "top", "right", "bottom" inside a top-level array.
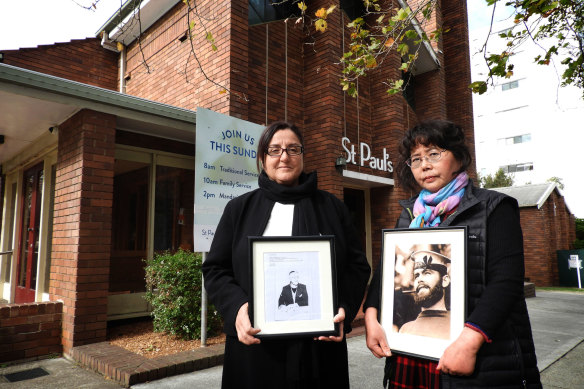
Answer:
[
  {"left": 398, "top": 245, "right": 451, "bottom": 339},
  {"left": 278, "top": 270, "right": 308, "bottom": 310}
]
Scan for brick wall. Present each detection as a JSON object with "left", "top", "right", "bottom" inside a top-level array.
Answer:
[
  {"left": 520, "top": 190, "right": 576, "bottom": 286},
  {"left": 441, "top": 0, "right": 476, "bottom": 177},
  {"left": 247, "top": 21, "right": 304, "bottom": 126},
  {"left": 122, "top": 1, "right": 233, "bottom": 114},
  {"left": 0, "top": 302, "right": 62, "bottom": 363},
  {"left": 2, "top": 39, "right": 118, "bottom": 90},
  {"left": 50, "top": 109, "right": 115, "bottom": 354},
  {"left": 241, "top": 0, "right": 475, "bottom": 273}
]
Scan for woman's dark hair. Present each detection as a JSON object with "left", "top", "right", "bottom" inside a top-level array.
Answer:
[
  {"left": 256, "top": 121, "right": 304, "bottom": 172},
  {"left": 397, "top": 120, "right": 471, "bottom": 191}
]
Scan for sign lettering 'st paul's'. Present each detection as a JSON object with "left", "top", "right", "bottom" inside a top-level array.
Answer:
[{"left": 341, "top": 137, "right": 394, "bottom": 173}]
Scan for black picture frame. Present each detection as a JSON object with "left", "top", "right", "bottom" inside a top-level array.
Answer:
[
  {"left": 379, "top": 227, "right": 467, "bottom": 360},
  {"left": 248, "top": 235, "right": 338, "bottom": 339}
]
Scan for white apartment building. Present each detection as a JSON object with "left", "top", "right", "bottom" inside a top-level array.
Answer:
[{"left": 469, "top": 19, "right": 584, "bottom": 218}]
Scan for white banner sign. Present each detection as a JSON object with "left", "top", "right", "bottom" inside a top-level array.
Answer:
[
  {"left": 194, "top": 108, "right": 264, "bottom": 252},
  {"left": 568, "top": 255, "right": 582, "bottom": 269}
]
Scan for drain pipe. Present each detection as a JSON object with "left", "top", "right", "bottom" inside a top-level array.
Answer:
[{"left": 119, "top": 44, "right": 126, "bottom": 93}]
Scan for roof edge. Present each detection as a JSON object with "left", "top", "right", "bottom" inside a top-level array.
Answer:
[
  {"left": 0, "top": 62, "right": 196, "bottom": 125},
  {"left": 536, "top": 182, "right": 557, "bottom": 209}
]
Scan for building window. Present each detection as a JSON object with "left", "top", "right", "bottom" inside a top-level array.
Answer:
[
  {"left": 402, "top": 71, "right": 415, "bottom": 110},
  {"left": 497, "top": 133, "right": 531, "bottom": 145},
  {"left": 501, "top": 162, "right": 534, "bottom": 173},
  {"left": 111, "top": 147, "right": 195, "bottom": 293},
  {"left": 340, "top": 0, "right": 366, "bottom": 20},
  {"left": 502, "top": 80, "right": 519, "bottom": 91},
  {"left": 249, "top": 0, "right": 298, "bottom": 25}
]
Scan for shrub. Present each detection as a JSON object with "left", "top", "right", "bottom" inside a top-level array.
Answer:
[
  {"left": 575, "top": 219, "right": 584, "bottom": 249},
  {"left": 144, "top": 249, "right": 222, "bottom": 340}
]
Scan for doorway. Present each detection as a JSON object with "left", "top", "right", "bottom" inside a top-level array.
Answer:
[
  {"left": 343, "top": 188, "right": 367, "bottom": 253},
  {"left": 15, "top": 163, "right": 44, "bottom": 303}
]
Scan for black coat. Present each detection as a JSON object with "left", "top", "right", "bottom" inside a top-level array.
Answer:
[
  {"left": 279, "top": 283, "right": 309, "bottom": 307},
  {"left": 366, "top": 181, "right": 542, "bottom": 389},
  {"left": 203, "top": 172, "right": 370, "bottom": 388}
]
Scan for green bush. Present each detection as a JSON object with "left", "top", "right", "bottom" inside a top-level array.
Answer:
[
  {"left": 574, "top": 219, "right": 584, "bottom": 249},
  {"left": 144, "top": 249, "right": 222, "bottom": 340}
]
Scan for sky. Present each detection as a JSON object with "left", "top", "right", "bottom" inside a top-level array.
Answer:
[
  {"left": 0, "top": 0, "right": 123, "bottom": 51},
  {"left": 0, "top": 1, "right": 509, "bottom": 51}
]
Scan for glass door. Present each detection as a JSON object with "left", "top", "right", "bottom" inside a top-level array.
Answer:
[{"left": 15, "top": 163, "right": 43, "bottom": 303}]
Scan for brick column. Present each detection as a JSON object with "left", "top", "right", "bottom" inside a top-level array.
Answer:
[
  {"left": 442, "top": 0, "right": 476, "bottom": 176},
  {"left": 302, "top": 0, "right": 345, "bottom": 197},
  {"left": 50, "top": 109, "right": 115, "bottom": 354}
]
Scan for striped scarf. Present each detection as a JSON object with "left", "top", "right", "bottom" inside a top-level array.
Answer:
[{"left": 409, "top": 172, "right": 469, "bottom": 228}]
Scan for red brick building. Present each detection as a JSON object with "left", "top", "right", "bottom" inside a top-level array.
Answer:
[
  {"left": 493, "top": 183, "right": 577, "bottom": 287},
  {"left": 0, "top": 0, "right": 475, "bottom": 360}
]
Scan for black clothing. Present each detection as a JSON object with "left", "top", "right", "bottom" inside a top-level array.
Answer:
[
  {"left": 365, "top": 181, "right": 542, "bottom": 389},
  {"left": 203, "top": 171, "right": 370, "bottom": 389},
  {"left": 279, "top": 283, "right": 309, "bottom": 307}
]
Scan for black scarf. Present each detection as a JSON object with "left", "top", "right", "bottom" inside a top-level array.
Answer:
[{"left": 258, "top": 170, "right": 320, "bottom": 236}]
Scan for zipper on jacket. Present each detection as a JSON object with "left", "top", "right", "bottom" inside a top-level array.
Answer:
[
  {"left": 512, "top": 333, "right": 527, "bottom": 387},
  {"left": 406, "top": 207, "right": 414, "bottom": 221}
]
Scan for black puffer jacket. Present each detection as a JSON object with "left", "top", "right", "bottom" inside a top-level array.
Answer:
[{"left": 367, "top": 181, "right": 542, "bottom": 388}]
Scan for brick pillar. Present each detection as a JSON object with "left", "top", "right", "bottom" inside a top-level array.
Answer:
[
  {"left": 50, "top": 109, "right": 115, "bottom": 355},
  {"left": 442, "top": 0, "right": 476, "bottom": 176},
  {"left": 303, "top": 0, "right": 345, "bottom": 197},
  {"left": 228, "top": 0, "right": 250, "bottom": 121}
]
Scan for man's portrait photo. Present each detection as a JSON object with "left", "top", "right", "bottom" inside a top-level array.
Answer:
[
  {"left": 278, "top": 270, "right": 309, "bottom": 310},
  {"left": 379, "top": 227, "right": 466, "bottom": 359},
  {"left": 392, "top": 243, "right": 451, "bottom": 340},
  {"left": 262, "top": 251, "right": 322, "bottom": 322}
]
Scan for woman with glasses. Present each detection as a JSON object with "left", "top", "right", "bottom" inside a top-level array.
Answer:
[
  {"left": 363, "top": 120, "right": 541, "bottom": 388},
  {"left": 203, "top": 121, "right": 370, "bottom": 389}
]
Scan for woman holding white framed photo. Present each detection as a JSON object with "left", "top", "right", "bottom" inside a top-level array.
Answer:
[
  {"left": 364, "top": 120, "right": 542, "bottom": 388},
  {"left": 202, "top": 121, "right": 370, "bottom": 389}
]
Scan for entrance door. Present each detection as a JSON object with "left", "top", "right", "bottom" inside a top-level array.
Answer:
[
  {"left": 15, "top": 163, "right": 44, "bottom": 303},
  {"left": 343, "top": 188, "right": 366, "bottom": 252}
]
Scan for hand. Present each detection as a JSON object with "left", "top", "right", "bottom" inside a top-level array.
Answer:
[
  {"left": 316, "top": 307, "right": 345, "bottom": 342},
  {"left": 437, "top": 327, "right": 484, "bottom": 375},
  {"left": 364, "top": 307, "right": 391, "bottom": 358},
  {"left": 235, "top": 303, "right": 261, "bottom": 345}
]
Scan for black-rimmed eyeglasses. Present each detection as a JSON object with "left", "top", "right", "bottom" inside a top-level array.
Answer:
[
  {"left": 266, "top": 145, "right": 304, "bottom": 157},
  {"left": 406, "top": 149, "right": 447, "bottom": 168}
]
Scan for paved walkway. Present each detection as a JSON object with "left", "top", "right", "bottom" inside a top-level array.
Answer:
[{"left": 0, "top": 290, "right": 582, "bottom": 388}]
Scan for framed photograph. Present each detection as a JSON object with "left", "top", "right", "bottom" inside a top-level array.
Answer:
[
  {"left": 248, "top": 236, "right": 338, "bottom": 339},
  {"left": 379, "top": 227, "right": 467, "bottom": 360}
]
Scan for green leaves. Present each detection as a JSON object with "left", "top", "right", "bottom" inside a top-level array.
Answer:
[
  {"left": 144, "top": 249, "right": 222, "bottom": 340},
  {"left": 479, "top": 168, "right": 513, "bottom": 188},
  {"left": 470, "top": 81, "right": 488, "bottom": 95},
  {"left": 205, "top": 32, "right": 217, "bottom": 51},
  {"left": 340, "top": 1, "right": 441, "bottom": 97},
  {"left": 474, "top": 0, "right": 583, "bottom": 98}
]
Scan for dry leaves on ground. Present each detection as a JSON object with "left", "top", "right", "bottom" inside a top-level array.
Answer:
[{"left": 107, "top": 318, "right": 225, "bottom": 359}]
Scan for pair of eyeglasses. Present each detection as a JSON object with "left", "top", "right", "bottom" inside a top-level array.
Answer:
[
  {"left": 266, "top": 145, "right": 304, "bottom": 157},
  {"left": 406, "top": 149, "right": 447, "bottom": 168}
]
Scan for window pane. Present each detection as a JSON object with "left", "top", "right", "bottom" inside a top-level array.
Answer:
[
  {"left": 249, "top": 0, "right": 297, "bottom": 25},
  {"left": 154, "top": 166, "right": 194, "bottom": 253},
  {"left": 110, "top": 160, "right": 149, "bottom": 293},
  {"left": 43, "top": 165, "right": 56, "bottom": 294},
  {"left": 502, "top": 80, "right": 519, "bottom": 91},
  {"left": 2, "top": 183, "right": 17, "bottom": 283}
]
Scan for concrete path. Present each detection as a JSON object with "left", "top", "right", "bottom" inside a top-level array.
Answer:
[
  {"left": 130, "top": 290, "right": 584, "bottom": 388},
  {"left": 1, "top": 290, "right": 582, "bottom": 388}
]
